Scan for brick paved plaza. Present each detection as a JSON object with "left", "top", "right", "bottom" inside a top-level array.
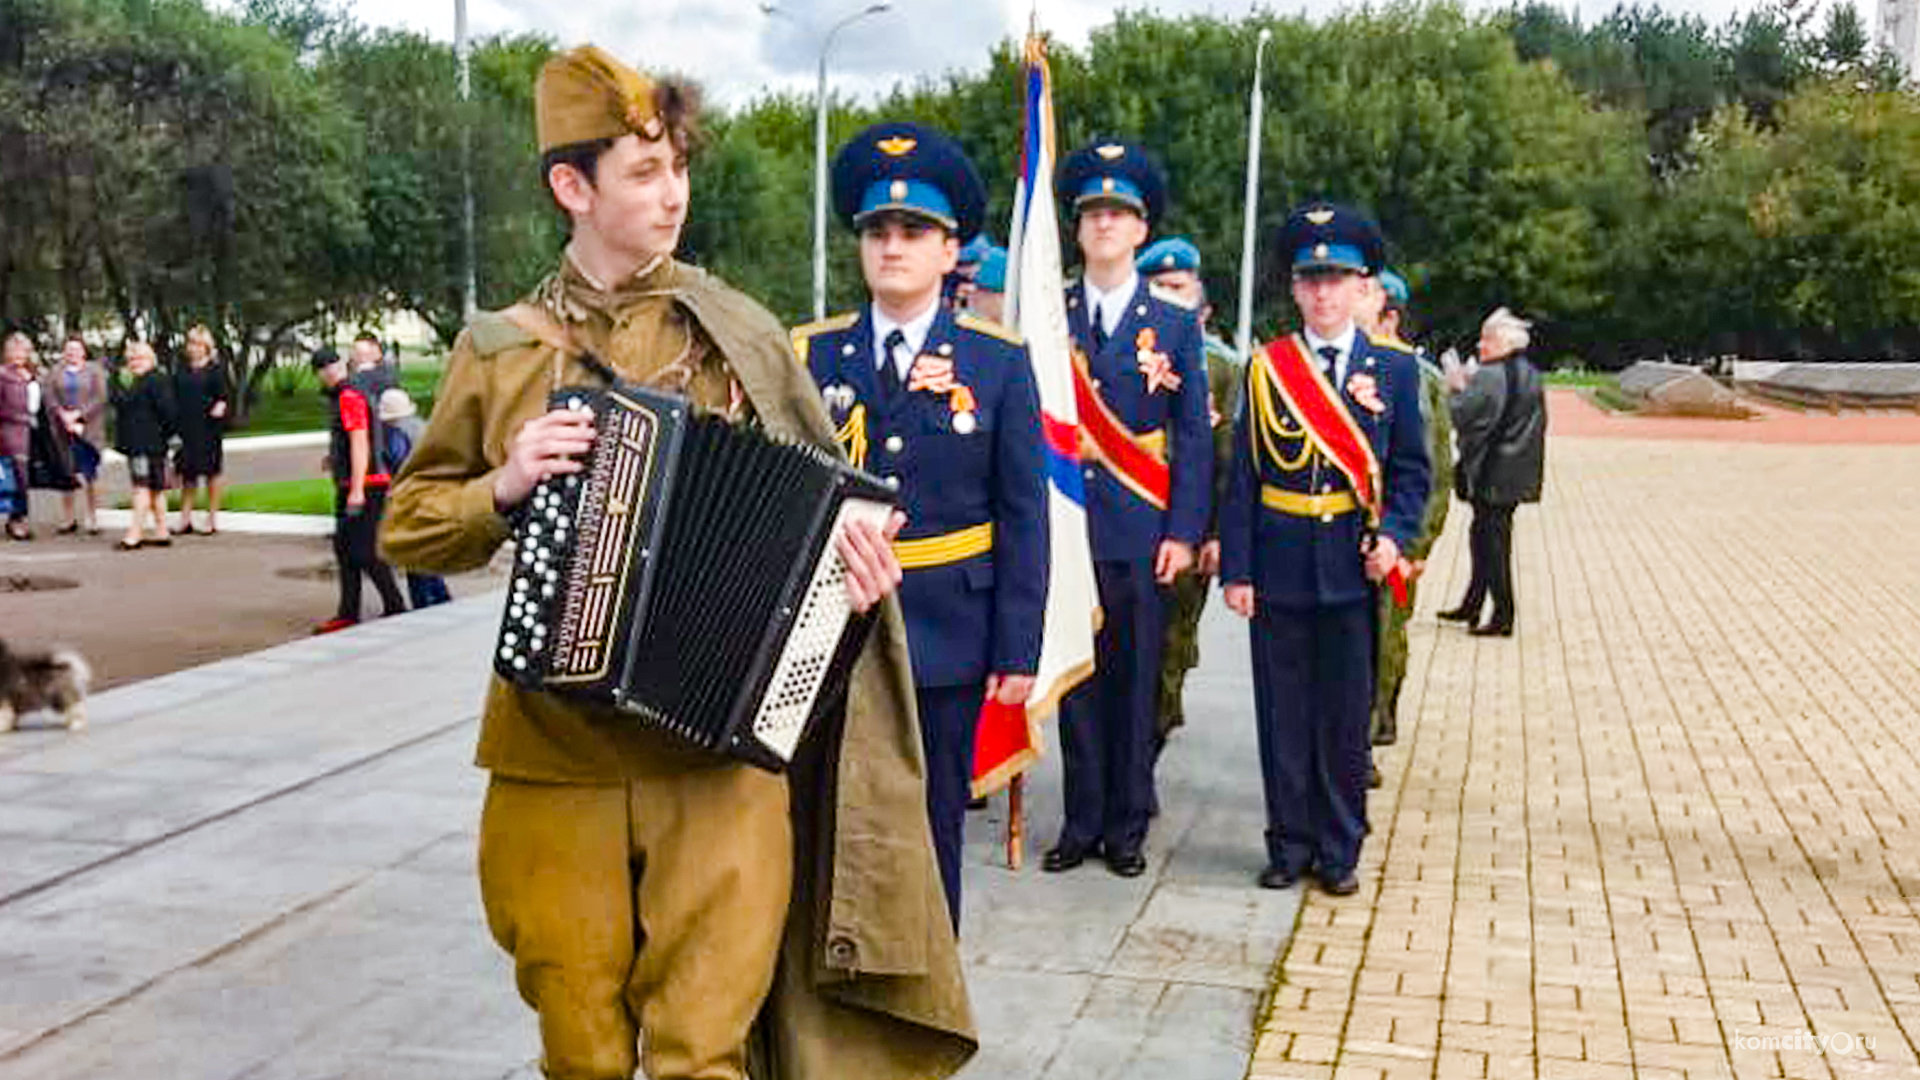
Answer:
[
  {"left": 1251, "top": 428, "right": 1920, "bottom": 1080},
  {"left": 6, "top": 400, "right": 1920, "bottom": 1079}
]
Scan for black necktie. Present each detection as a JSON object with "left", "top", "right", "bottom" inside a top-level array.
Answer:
[
  {"left": 881, "top": 329, "right": 907, "bottom": 401},
  {"left": 1319, "top": 345, "right": 1341, "bottom": 382},
  {"left": 1091, "top": 303, "right": 1109, "bottom": 354}
]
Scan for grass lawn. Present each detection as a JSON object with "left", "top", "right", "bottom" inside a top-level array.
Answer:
[
  {"left": 119, "top": 477, "right": 338, "bottom": 516},
  {"left": 1542, "top": 368, "right": 1617, "bottom": 388},
  {"left": 1581, "top": 383, "right": 1641, "bottom": 413},
  {"left": 234, "top": 362, "right": 443, "bottom": 437}
]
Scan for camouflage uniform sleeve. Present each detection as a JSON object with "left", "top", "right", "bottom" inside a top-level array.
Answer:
[
  {"left": 1409, "top": 369, "right": 1455, "bottom": 562},
  {"left": 381, "top": 331, "right": 515, "bottom": 573},
  {"left": 1206, "top": 350, "right": 1244, "bottom": 539}
]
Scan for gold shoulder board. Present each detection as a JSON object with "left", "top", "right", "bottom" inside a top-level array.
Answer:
[{"left": 955, "top": 313, "right": 1024, "bottom": 346}]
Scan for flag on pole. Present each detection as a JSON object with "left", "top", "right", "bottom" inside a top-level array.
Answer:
[{"left": 971, "top": 32, "right": 1100, "bottom": 797}]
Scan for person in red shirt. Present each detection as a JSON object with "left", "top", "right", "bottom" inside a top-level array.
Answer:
[{"left": 312, "top": 347, "right": 406, "bottom": 633}]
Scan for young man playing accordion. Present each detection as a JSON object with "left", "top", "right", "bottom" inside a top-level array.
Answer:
[{"left": 382, "top": 45, "right": 973, "bottom": 1080}]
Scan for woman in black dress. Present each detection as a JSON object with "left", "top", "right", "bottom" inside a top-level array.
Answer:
[
  {"left": 172, "top": 325, "right": 230, "bottom": 534},
  {"left": 112, "top": 341, "right": 176, "bottom": 550}
]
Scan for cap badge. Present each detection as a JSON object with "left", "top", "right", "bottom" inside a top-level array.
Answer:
[
  {"left": 890, "top": 180, "right": 909, "bottom": 201},
  {"left": 1306, "top": 208, "right": 1335, "bottom": 225},
  {"left": 1314, "top": 243, "right": 1330, "bottom": 259},
  {"left": 1162, "top": 254, "right": 1176, "bottom": 268},
  {"left": 877, "top": 136, "right": 917, "bottom": 157},
  {"left": 1102, "top": 178, "right": 1117, "bottom": 194},
  {"left": 1096, "top": 144, "right": 1125, "bottom": 160}
]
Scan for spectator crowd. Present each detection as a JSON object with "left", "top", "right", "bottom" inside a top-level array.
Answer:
[{"left": 0, "top": 328, "right": 445, "bottom": 632}]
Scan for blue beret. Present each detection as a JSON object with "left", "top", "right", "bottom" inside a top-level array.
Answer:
[
  {"left": 976, "top": 246, "right": 1009, "bottom": 292},
  {"left": 1277, "top": 202, "right": 1385, "bottom": 275},
  {"left": 1379, "top": 269, "right": 1410, "bottom": 305},
  {"left": 959, "top": 234, "right": 994, "bottom": 267},
  {"left": 1137, "top": 237, "right": 1201, "bottom": 276},
  {"left": 831, "top": 122, "right": 986, "bottom": 239},
  {"left": 1057, "top": 141, "right": 1168, "bottom": 224}
]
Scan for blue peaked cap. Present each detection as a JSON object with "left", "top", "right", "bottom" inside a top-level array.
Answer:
[
  {"left": 1277, "top": 202, "right": 1385, "bottom": 275},
  {"left": 832, "top": 121, "right": 986, "bottom": 239},
  {"left": 1057, "top": 141, "right": 1168, "bottom": 223}
]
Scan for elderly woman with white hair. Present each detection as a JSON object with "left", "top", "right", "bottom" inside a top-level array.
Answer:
[{"left": 1438, "top": 307, "right": 1546, "bottom": 637}]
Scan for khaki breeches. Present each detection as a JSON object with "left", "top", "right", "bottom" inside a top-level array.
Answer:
[{"left": 478, "top": 769, "right": 792, "bottom": 1080}]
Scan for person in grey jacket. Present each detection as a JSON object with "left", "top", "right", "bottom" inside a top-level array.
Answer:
[{"left": 1438, "top": 307, "right": 1546, "bottom": 637}]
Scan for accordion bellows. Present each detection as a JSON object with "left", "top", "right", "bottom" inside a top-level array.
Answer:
[{"left": 495, "top": 381, "right": 897, "bottom": 770}]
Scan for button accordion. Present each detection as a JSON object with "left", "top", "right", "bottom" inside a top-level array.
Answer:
[{"left": 494, "top": 379, "right": 897, "bottom": 771}]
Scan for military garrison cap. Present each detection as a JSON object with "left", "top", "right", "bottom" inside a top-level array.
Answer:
[
  {"left": 1057, "top": 141, "right": 1168, "bottom": 223},
  {"left": 536, "top": 45, "right": 664, "bottom": 153},
  {"left": 831, "top": 122, "right": 986, "bottom": 239},
  {"left": 1278, "top": 202, "right": 1384, "bottom": 276}
]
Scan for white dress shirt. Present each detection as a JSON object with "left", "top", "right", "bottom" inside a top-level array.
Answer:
[
  {"left": 1303, "top": 323, "right": 1359, "bottom": 388},
  {"left": 1083, "top": 272, "right": 1139, "bottom": 342},
  {"left": 871, "top": 300, "right": 941, "bottom": 381}
]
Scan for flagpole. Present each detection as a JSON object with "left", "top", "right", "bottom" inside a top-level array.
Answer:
[{"left": 1235, "top": 27, "right": 1272, "bottom": 358}]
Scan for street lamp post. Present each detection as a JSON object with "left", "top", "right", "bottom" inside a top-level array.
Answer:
[
  {"left": 456, "top": 0, "right": 476, "bottom": 323},
  {"left": 1235, "top": 27, "right": 1272, "bottom": 360},
  {"left": 790, "top": 2, "right": 891, "bottom": 320}
]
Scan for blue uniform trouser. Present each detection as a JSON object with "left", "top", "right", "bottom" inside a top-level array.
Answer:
[
  {"left": 1250, "top": 600, "right": 1374, "bottom": 876},
  {"left": 1059, "top": 558, "right": 1166, "bottom": 855},
  {"left": 918, "top": 683, "right": 982, "bottom": 930}
]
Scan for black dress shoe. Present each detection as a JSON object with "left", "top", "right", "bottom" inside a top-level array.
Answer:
[
  {"left": 1369, "top": 764, "right": 1382, "bottom": 789},
  {"left": 1469, "top": 621, "right": 1514, "bottom": 638},
  {"left": 1258, "top": 865, "right": 1299, "bottom": 890},
  {"left": 1105, "top": 848, "right": 1147, "bottom": 877},
  {"left": 1317, "top": 870, "right": 1361, "bottom": 896},
  {"left": 1437, "top": 603, "right": 1479, "bottom": 623},
  {"left": 1042, "top": 840, "right": 1099, "bottom": 873}
]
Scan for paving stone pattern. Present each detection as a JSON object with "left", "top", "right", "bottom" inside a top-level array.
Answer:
[{"left": 1250, "top": 437, "right": 1920, "bottom": 1080}]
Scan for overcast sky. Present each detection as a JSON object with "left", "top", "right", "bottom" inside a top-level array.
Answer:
[{"left": 328, "top": 0, "right": 1831, "bottom": 106}]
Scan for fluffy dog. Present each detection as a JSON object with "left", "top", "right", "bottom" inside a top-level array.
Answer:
[{"left": 0, "top": 641, "right": 92, "bottom": 732}]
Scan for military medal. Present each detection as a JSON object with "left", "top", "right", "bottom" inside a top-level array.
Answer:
[
  {"left": 822, "top": 383, "right": 857, "bottom": 422},
  {"left": 907, "top": 355, "right": 956, "bottom": 393},
  {"left": 949, "top": 385, "right": 978, "bottom": 434},
  {"left": 1346, "top": 372, "right": 1384, "bottom": 414},
  {"left": 1135, "top": 327, "right": 1181, "bottom": 393}
]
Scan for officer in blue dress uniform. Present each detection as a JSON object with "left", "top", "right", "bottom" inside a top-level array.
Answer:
[
  {"left": 792, "top": 122, "right": 1049, "bottom": 925},
  {"left": 1043, "top": 142, "right": 1212, "bottom": 878},
  {"left": 1220, "top": 203, "right": 1430, "bottom": 895}
]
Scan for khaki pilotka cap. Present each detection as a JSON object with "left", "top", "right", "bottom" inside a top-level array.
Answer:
[{"left": 535, "top": 45, "right": 664, "bottom": 153}]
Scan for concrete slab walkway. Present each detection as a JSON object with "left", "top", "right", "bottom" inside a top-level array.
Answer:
[
  {"left": 0, "top": 570, "right": 1291, "bottom": 1078},
  {"left": 1250, "top": 436, "right": 1920, "bottom": 1080}
]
